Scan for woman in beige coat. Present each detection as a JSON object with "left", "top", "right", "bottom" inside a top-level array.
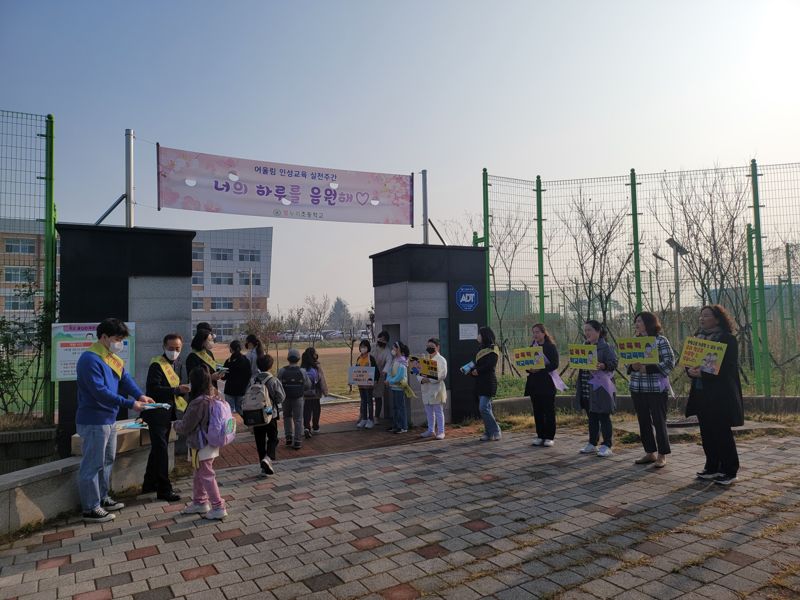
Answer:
[{"left": 417, "top": 338, "right": 448, "bottom": 440}]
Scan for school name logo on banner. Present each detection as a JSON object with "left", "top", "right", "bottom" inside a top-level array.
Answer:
[{"left": 157, "top": 145, "right": 413, "bottom": 225}]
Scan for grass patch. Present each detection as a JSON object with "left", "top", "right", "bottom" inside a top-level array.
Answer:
[{"left": 0, "top": 414, "right": 52, "bottom": 430}]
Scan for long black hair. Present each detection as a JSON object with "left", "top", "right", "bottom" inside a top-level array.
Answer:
[
  {"left": 301, "top": 347, "right": 319, "bottom": 370},
  {"left": 245, "top": 334, "right": 265, "bottom": 357},
  {"left": 188, "top": 365, "right": 212, "bottom": 401},
  {"left": 478, "top": 326, "right": 496, "bottom": 348},
  {"left": 191, "top": 329, "right": 212, "bottom": 351}
]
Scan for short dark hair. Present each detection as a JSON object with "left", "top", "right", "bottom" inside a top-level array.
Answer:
[
  {"left": 634, "top": 312, "right": 663, "bottom": 336},
  {"left": 427, "top": 338, "right": 440, "bottom": 347},
  {"left": 196, "top": 322, "right": 212, "bottom": 334},
  {"left": 97, "top": 318, "right": 129, "bottom": 339},
  {"left": 257, "top": 354, "right": 273, "bottom": 372},
  {"left": 377, "top": 330, "right": 390, "bottom": 341},
  {"left": 584, "top": 319, "right": 606, "bottom": 339},
  {"left": 229, "top": 340, "right": 242, "bottom": 355},
  {"left": 359, "top": 339, "right": 371, "bottom": 352},
  {"left": 188, "top": 365, "right": 211, "bottom": 401},
  {"left": 162, "top": 333, "right": 183, "bottom": 346},
  {"left": 191, "top": 329, "right": 212, "bottom": 351}
]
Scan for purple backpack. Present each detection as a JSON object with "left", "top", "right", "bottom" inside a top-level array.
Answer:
[{"left": 203, "top": 397, "right": 237, "bottom": 447}]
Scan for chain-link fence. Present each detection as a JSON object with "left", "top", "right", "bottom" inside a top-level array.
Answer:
[
  {"left": 0, "top": 110, "right": 57, "bottom": 422},
  {"left": 485, "top": 161, "right": 800, "bottom": 397}
]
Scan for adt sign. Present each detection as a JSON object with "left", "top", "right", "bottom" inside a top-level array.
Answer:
[{"left": 456, "top": 285, "right": 479, "bottom": 312}]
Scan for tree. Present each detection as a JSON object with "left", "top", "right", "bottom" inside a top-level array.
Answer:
[
  {"left": 284, "top": 307, "right": 304, "bottom": 349},
  {"left": 240, "top": 309, "right": 283, "bottom": 354},
  {"left": 304, "top": 294, "right": 332, "bottom": 347},
  {"left": 327, "top": 297, "right": 353, "bottom": 331}
]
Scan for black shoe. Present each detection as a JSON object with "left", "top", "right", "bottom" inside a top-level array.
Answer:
[
  {"left": 83, "top": 507, "right": 115, "bottom": 523},
  {"left": 304, "top": 428, "right": 312, "bottom": 439},
  {"left": 292, "top": 443, "right": 302, "bottom": 450},
  {"left": 696, "top": 470, "right": 723, "bottom": 480},
  {"left": 157, "top": 491, "right": 181, "bottom": 502},
  {"left": 285, "top": 437, "right": 293, "bottom": 446},
  {"left": 260, "top": 457, "right": 275, "bottom": 475},
  {"left": 101, "top": 497, "right": 124, "bottom": 511},
  {"left": 713, "top": 474, "right": 738, "bottom": 486}
]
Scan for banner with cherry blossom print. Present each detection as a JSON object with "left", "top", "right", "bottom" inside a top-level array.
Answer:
[{"left": 157, "top": 146, "right": 413, "bottom": 225}]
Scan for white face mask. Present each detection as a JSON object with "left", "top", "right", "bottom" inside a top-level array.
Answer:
[
  {"left": 165, "top": 350, "right": 180, "bottom": 361},
  {"left": 204, "top": 340, "right": 214, "bottom": 350},
  {"left": 110, "top": 340, "right": 124, "bottom": 354}
]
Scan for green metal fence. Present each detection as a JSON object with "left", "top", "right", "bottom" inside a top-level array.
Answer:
[
  {"left": 0, "top": 110, "right": 57, "bottom": 422},
  {"left": 484, "top": 160, "right": 800, "bottom": 397}
]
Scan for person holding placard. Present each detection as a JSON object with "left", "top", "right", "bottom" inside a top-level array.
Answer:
[
  {"left": 525, "top": 324, "right": 560, "bottom": 447},
  {"left": 142, "top": 333, "right": 191, "bottom": 501},
  {"left": 575, "top": 320, "right": 618, "bottom": 457},
  {"left": 417, "top": 338, "right": 448, "bottom": 440},
  {"left": 685, "top": 305, "right": 743, "bottom": 486},
  {"left": 628, "top": 312, "right": 675, "bottom": 469},
  {"left": 355, "top": 340, "right": 378, "bottom": 429}
]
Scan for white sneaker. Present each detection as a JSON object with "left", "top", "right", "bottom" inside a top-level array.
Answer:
[
  {"left": 420, "top": 431, "right": 433, "bottom": 438},
  {"left": 260, "top": 456, "right": 274, "bottom": 475},
  {"left": 356, "top": 420, "right": 366, "bottom": 429},
  {"left": 543, "top": 439, "right": 554, "bottom": 447},
  {"left": 579, "top": 443, "right": 597, "bottom": 454},
  {"left": 364, "top": 419, "right": 374, "bottom": 429},
  {"left": 202, "top": 507, "right": 228, "bottom": 520},
  {"left": 531, "top": 437, "right": 544, "bottom": 446},
  {"left": 597, "top": 445, "right": 614, "bottom": 458},
  {"left": 182, "top": 502, "right": 210, "bottom": 515},
  {"left": 435, "top": 433, "right": 445, "bottom": 440}
]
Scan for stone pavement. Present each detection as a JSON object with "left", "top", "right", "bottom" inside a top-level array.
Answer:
[{"left": 1, "top": 429, "right": 799, "bottom": 600}]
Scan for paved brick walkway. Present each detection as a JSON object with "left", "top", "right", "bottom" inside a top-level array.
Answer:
[{"left": 1, "top": 430, "right": 799, "bottom": 600}]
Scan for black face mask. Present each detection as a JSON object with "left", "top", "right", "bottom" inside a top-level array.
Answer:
[
  {"left": 377, "top": 341, "right": 387, "bottom": 347},
  {"left": 426, "top": 347, "right": 436, "bottom": 354}
]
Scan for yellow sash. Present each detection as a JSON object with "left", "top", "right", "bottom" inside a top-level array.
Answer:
[
  {"left": 88, "top": 341, "right": 124, "bottom": 379},
  {"left": 475, "top": 345, "right": 500, "bottom": 363},
  {"left": 151, "top": 355, "right": 187, "bottom": 412},
  {"left": 191, "top": 350, "right": 218, "bottom": 371}
]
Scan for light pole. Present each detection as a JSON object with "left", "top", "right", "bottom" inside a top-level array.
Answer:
[
  {"left": 666, "top": 238, "right": 689, "bottom": 341},
  {"left": 237, "top": 268, "right": 254, "bottom": 316}
]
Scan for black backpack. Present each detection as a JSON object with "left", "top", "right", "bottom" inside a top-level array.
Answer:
[{"left": 280, "top": 365, "right": 305, "bottom": 399}]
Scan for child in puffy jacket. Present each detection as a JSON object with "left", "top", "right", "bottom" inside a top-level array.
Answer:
[{"left": 174, "top": 366, "right": 227, "bottom": 520}]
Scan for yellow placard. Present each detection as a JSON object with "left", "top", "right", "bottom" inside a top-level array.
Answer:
[
  {"left": 409, "top": 356, "right": 440, "bottom": 380},
  {"left": 678, "top": 337, "right": 727, "bottom": 375},
  {"left": 513, "top": 347, "right": 545, "bottom": 370},
  {"left": 616, "top": 337, "right": 658, "bottom": 365},
  {"left": 568, "top": 344, "right": 598, "bottom": 370}
]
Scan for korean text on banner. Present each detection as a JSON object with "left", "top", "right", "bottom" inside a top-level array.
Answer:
[
  {"left": 678, "top": 337, "right": 728, "bottom": 375},
  {"left": 410, "top": 356, "right": 439, "bottom": 380},
  {"left": 513, "top": 347, "right": 545, "bottom": 370},
  {"left": 616, "top": 337, "right": 658, "bottom": 365},
  {"left": 157, "top": 146, "right": 413, "bottom": 225},
  {"left": 348, "top": 366, "right": 376, "bottom": 386},
  {"left": 568, "top": 344, "right": 598, "bottom": 370},
  {"left": 52, "top": 323, "right": 136, "bottom": 381}
]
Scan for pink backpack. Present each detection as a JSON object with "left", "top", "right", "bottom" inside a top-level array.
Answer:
[{"left": 203, "top": 397, "right": 237, "bottom": 447}]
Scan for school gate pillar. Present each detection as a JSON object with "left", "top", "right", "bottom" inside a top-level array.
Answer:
[
  {"left": 371, "top": 244, "right": 488, "bottom": 425},
  {"left": 55, "top": 224, "right": 194, "bottom": 458}
]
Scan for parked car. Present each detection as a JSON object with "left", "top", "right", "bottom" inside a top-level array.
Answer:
[
  {"left": 323, "top": 330, "right": 343, "bottom": 340},
  {"left": 358, "top": 329, "right": 370, "bottom": 340}
]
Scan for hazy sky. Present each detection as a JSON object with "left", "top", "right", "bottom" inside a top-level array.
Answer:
[{"left": 3, "top": 0, "right": 799, "bottom": 317}]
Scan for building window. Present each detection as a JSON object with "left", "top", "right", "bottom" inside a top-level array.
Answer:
[
  {"left": 192, "top": 271, "right": 204, "bottom": 285},
  {"left": 211, "top": 272, "right": 233, "bottom": 285},
  {"left": 191, "top": 245, "right": 204, "bottom": 260},
  {"left": 192, "top": 298, "right": 203, "bottom": 310},
  {"left": 4, "top": 267, "right": 35, "bottom": 283},
  {"left": 238, "top": 249, "right": 260, "bottom": 262},
  {"left": 217, "top": 323, "right": 235, "bottom": 338},
  {"left": 210, "top": 297, "right": 233, "bottom": 310},
  {"left": 211, "top": 247, "right": 233, "bottom": 261},
  {"left": 5, "top": 238, "right": 36, "bottom": 254},
  {"left": 5, "top": 295, "right": 35, "bottom": 311},
  {"left": 238, "top": 271, "right": 262, "bottom": 286}
]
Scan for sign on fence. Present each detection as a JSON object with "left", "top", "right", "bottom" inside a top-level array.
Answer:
[
  {"left": 51, "top": 323, "right": 136, "bottom": 381},
  {"left": 568, "top": 344, "right": 598, "bottom": 370},
  {"left": 512, "top": 347, "right": 545, "bottom": 370},
  {"left": 616, "top": 337, "right": 658, "bottom": 365},
  {"left": 348, "top": 366, "right": 376, "bottom": 386},
  {"left": 678, "top": 337, "right": 727, "bottom": 375},
  {"left": 157, "top": 146, "right": 413, "bottom": 225}
]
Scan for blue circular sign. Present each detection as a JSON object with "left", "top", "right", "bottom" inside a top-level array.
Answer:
[{"left": 456, "top": 285, "right": 479, "bottom": 312}]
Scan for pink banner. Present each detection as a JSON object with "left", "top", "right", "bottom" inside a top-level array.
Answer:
[{"left": 157, "top": 145, "right": 413, "bottom": 225}]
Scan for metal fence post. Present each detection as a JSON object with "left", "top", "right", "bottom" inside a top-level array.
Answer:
[
  {"left": 786, "top": 243, "right": 797, "bottom": 354},
  {"left": 777, "top": 276, "right": 787, "bottom": 357},
  {"left": 750, "top": 160, "right": 771, "bottom": 397},
  {"left": 746, "top": 224, "right": 762, "bottom": 393},
  {"left": 482, "top": 168, "right": 491, "bottom": 327},
  {"left": 535, "top": 176, "right": 546, "bottom": 322},
  {"left": 628, "top": 169, "right": 643, "bottom": 313},
  {"left": 43, "top": 115, "right": 56, "bottom": 423}
]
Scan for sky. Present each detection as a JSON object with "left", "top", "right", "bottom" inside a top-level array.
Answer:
[{"left": 3, "top": 0, "right": 800, "bottom": 318}]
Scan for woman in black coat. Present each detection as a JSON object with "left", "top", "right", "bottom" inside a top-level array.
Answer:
[
  {"left": 222, "top": 340, "right": 254, "bottom": 414},
  {"left": 576, "top": 320, "right": 618, "bottom": 458},
  {"left": 525, "top": 323, "right": 560, "bottom": 447},
  {"left": 685, "top": 304, "right": 743, "bottom": 486},
  {"left": 470, "top": 326, "right": 501, "bottom": 441}
]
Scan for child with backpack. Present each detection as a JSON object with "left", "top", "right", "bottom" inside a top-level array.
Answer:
[
  {"left": 277, "top": 349, "right": 311, "bottom": 450},
  {"left": 355, "top": 340, "right": 378, "bottom": 429},
  {"left": 301, "top": 347, "right": 328, "bottom": 438},
  {"left": 241, "top": 354, "right": 285, "bottom": 476},
  {"left": 174, "top": 365, "right": 236, "bottom": 520}
]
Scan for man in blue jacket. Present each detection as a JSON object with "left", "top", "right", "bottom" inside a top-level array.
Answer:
[{"left": 76, "top": 318, "right": 154, "bottom": 523}]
